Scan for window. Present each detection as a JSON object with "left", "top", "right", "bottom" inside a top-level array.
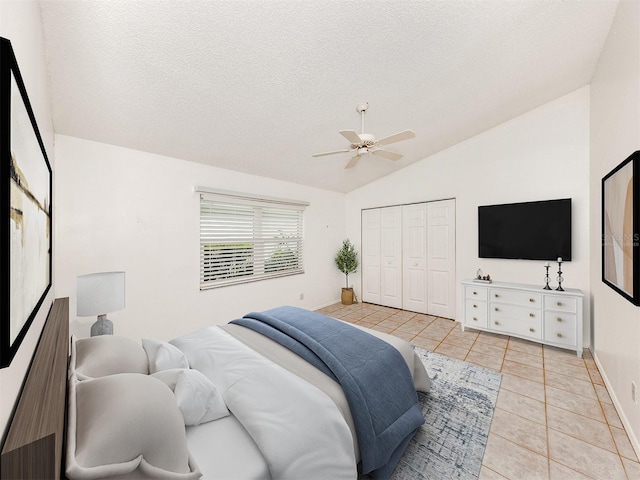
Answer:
[{"left": 198, "top": 188, "right": 308, "bottom": 289}]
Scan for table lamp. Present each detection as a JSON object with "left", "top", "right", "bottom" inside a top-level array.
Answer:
[{"left": 77, "top": 271, "right": 126, "bottom": 336}]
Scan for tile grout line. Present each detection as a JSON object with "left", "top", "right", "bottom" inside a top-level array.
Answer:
[{"left": 542, "top": 339, "right": 552, "bottom": 480}]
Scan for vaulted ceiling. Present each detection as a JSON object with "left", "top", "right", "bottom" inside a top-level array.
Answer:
[{"left": 39, "top": 0, "right": 618, "bottom": 193}]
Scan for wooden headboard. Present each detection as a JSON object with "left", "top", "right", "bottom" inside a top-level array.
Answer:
[{"left": 0, "top": 297, "right": 69, "bottom": 479}]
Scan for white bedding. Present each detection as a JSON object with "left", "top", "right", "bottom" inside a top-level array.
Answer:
[
  {"left": 186, "top": 415, "right": 269, "bottom": 480},
  {"left": 172, "top": 326, "right": 357, "bottom": 480}
]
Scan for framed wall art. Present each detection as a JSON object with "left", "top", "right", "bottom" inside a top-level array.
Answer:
[
  {"left": 602, "top": 150, "right": 640, "bottom": 306},
  {"left": 0, "top": 37, "right": 52, "bottom": 368}
]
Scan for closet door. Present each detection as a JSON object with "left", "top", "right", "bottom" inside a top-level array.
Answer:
[
  {"left": 361, "top": 209, "right": 381, "bottom": 305},
  {"left": 402, "top": 203, "right": 428, "bottom": 313},
  {"left": 427, "top": 199, "right": 456, "bottom": 318},
  {"left": 380, "top": 206, "right": 403, "bottom": 309}
]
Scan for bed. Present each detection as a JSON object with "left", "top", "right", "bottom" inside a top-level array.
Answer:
[{"left": 1, "top": 300, "right": 431, "bottom": 479}]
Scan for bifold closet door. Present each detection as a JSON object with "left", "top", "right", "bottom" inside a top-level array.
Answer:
[
  {"left": 361, "top": 209, "right": 381, "bottom": 305},
  {"left": 380, "top": 206, "right": 403, "bottom": 309},
  {"left": 427, "top": 199, "right": 456, "bottom": 318},
  {"left": 402, "top": 203, "right": 428, "bottom": 314},
  {"left": 362, "top": 207, "right": 402, "bottom": 308}
]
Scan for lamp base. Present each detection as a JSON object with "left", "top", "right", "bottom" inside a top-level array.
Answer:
[{"left": 91, "top": 315, "right": 113, "bottom": 336}]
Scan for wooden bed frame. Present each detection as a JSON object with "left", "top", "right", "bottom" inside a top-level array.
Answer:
[{"left": 0, "top": 297, "right": 69, "bottom": 479}]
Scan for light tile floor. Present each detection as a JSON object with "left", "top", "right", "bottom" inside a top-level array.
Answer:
[{"left": 316, "top": 302, "right": 640, "bottom": 480}]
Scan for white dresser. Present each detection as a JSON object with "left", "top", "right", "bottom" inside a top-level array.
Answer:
[{"left": 461, "top": 279, "right": 583, "bottom": 357}]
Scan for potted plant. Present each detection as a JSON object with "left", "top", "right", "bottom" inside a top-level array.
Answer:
[{"left": 335, "top": 239, "right": 359, "bottom": 305}]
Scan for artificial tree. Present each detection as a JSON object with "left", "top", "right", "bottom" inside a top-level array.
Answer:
[{"left": 335, "top": 239, "right": 359, "bottom": 304}]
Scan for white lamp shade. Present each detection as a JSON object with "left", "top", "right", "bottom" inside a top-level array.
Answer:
[{"left": 77, "top": 271, "right": 126, "bottom": 317}]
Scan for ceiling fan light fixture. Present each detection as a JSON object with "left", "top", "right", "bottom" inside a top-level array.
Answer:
[
  {"left": 358, "top": 133, "right": 375, "bottom": 144},
  {"left": 312, "top": 103, "right": 415, "bottom": 167}
]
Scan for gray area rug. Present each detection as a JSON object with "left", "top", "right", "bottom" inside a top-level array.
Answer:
[{"left": 365, "top": 347, "right": 502, "bottom": 480}]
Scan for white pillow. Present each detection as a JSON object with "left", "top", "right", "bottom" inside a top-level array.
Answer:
[
  {"left": 71, "top": 335, "right": 148, "bottom": 380},
  {"left": 66, "top": 373, "right": 201, "bottom": 479},
  {"left": 142, "top": 338, "right": 190, "bottom": 373},
  {"left": 152, "top": 369, "right": 230, "bottom": 426}
]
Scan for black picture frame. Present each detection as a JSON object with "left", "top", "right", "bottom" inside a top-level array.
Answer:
[
  {"left": 0, "top": 37, "right": 52, "bottom": 368},
  {"left": 602, "top": 151, "right": 640, "bottom": 306}
]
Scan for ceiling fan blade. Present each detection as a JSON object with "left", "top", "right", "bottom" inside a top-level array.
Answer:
[
  {"left": 312, "top": 149, "right": 353, "bottom": 157},
  {"left": 376, "top": 130, "right": 415, "bottom": 146},
  {"left": 344, "top": 154, "right": 361, "bottom": 169},
  {"left": 339, "top": 130, "right": 363, "bottom": 144},
  {"left": 371, "top": 149, "right": 403, "bottom": 161}
]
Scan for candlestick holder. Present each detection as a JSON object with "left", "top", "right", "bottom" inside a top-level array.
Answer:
[
  {"left": 556, "top": 260, "right": 564, "bottom": 291},
  {"left": 543, "top": 264, "right": 551, "bottom": 290}
]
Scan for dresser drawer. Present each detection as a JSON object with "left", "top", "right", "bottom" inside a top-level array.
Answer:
[
  {"left": 544, "top": 295, "right": 577, "bottom": 313},
  {"left": 490, "top": 288, "right": 542, "bottom": 308},
  {"left": 465, "top": 299, "right": 488, "bottom": 328},
  {"left": 489, "top": 313, "right": 542, "bottom": 340},
  {"left": 544, "top": 311, "right": 577, "bottom": 346},
  {"left": 466, "top": 286, "right": 488, "bottom": 301},
  {"left": 490, "top": 303, "right": 541, "bottom": 322}
]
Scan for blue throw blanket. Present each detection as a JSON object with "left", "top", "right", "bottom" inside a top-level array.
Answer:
[{"left": 231, "top": 306, "right": 425, "bottom": 478}]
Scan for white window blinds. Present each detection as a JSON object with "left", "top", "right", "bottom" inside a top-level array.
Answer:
[{"left": 198, "top": 188, "right": 307, "bottom": 289}]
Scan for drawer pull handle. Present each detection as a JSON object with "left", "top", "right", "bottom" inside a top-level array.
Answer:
[
  {"left": 494, "top": 307, "right": 499, "bottom": 311},
  {"left": 529, "top": 298, "right": 534, "bottom": 303},
  {"left": 529, "top": 313, "right": 535, "bottom": 318},
  {"left": 472, "top": 317, "right": 477, "bottom": 321},
  {"left": 495, "top": 294, "right": 500, "bottom": 298},
  {"left": 473, "top": 291, "right": 477, "bottom": 295},
  {"left": 557, "top": 333, "right": 563, "bottom": 338},
  {"left": 494, "top": 321, "right": 500, "bottom": 326},
  {"left": 529, "top": 328, "right": 535, "bottom": 333},
  {"left": 557, "top": 317, "right": 562, "bottom": 322},
  {"left": 473, "top": 304, "right": 477, "bottom": 308},
  {"left": 557, "top": 302, "right": 562, "bottom": 306}
]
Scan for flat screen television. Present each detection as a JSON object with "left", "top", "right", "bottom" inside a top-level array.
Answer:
[{"left": 478, "top": 199, "right": 572, "bottom": 261}]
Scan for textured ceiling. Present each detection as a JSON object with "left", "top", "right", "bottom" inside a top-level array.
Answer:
[{"left": 39, "top": 0, "right": 618, "bottom": 193}]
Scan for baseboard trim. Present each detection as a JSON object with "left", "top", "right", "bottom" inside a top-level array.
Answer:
[{"left": 592, "top": 350, "right": 640, "bottom": 462}]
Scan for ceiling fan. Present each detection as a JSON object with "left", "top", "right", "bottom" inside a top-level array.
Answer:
[{"left": 312, "top": 102, "right": 415, "bottom": 169}]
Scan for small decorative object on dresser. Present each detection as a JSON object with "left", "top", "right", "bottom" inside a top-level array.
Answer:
[
  {"left": 556, "top": 257, "right": 564, "bottom": 291},
  {"left": 474, "top": 268, "right": 492, "bottom": 283},
  {"left": 461, "top": 279, "right": 583, "bottom": 357},
  {"left": 543, "top": 262, "right": 551, "bottom": 290}
]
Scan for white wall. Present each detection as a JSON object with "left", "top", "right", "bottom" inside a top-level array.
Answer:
[
  {"left": 346, "top": 87, "right": 591, "bottom": 342},
  {"left": 589, "top": 0, "right": 640, "bottom": 457},
  {"left": 0, "top": 1, "right": 56, "bottom": 443},
  {"left": 54, "top": 135, "right": 346, "bottom": 341}
]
